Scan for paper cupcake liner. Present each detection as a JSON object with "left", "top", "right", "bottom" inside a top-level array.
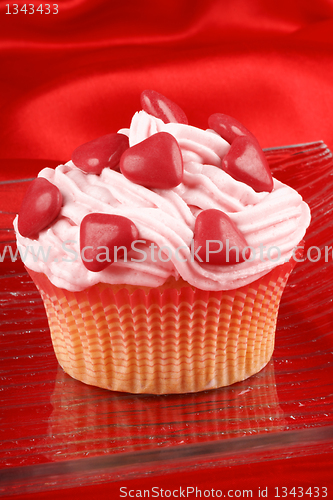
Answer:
[{"left": 27, "top": 255, "right": 298, "bottom": 394}]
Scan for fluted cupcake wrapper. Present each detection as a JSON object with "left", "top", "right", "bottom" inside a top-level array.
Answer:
[{"left": 27, "top": 256, "right": 297, "bottom": 394}]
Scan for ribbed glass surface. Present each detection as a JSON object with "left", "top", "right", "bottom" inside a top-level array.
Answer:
[{"left": 1, "top": 142, "right": 333, "bottom": 495}]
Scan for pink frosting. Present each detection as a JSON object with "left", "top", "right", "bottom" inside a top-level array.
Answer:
[{"left": 14, "top": 110, "right": 311, "bottom": 292}]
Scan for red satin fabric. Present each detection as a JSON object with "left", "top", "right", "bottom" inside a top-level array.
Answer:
[{"left": 1, "top": 0, "right": 333, "bottom": 170}]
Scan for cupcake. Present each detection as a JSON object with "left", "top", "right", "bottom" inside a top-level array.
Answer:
[{"left": 14, "top": 90, "right": 311, "bottom": 394}]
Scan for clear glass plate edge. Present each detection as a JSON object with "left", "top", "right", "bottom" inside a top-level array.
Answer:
[
  {"left": 0, "top": 425, "right": 332, "bottom": 495},
  {"left": 263, "top": 140, "right": 325, "bottom": 151}
]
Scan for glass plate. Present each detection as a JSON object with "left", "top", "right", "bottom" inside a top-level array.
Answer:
[{"left": 1, "top": 142, "right": 333, "bottom": 496}]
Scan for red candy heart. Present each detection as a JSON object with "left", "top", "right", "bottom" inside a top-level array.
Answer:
[
  {"left": 208, "top": 113, "right": 257, "bottom": 144},
  {"left": 120, "top": 132, "right": 183, "bottom": 189},
  {"left": 72, "top": 133, "right": 129, "bottom": 175},
  {"left": 18, "top": 177, "right": 62, "bottom": 238},
  {"left": 221, "top": 136, "right": 273, "bottom": 193},
  {"left": 80, "top": 213, "right": 139, "bottom": 272},
  {"left": 140, "top": 89, "right": 188, "bottom": 125},
  {"left": 193, "top": 209, "right": 250, "bottom": 265}
]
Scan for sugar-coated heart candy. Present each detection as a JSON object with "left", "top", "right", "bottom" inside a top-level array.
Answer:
[
  {"left": 18, "top": 177, "right": 62, "bottom": 238},
  {"left": 72, "top": 133, "right": 129, "bottom": 175},
  {"left": 140, "top": 89, "right": 188, "bottom": 124},
  {"left": 120, "top": 132, "right": 183, "bottom": 189},
  {"left": 193, "top": 209, "right": 250, "bottom": 265},
  {"left": 208, "top": 113, "right": 257, "bottom": 144},
  {"left": 222, "top": 136, "right": 273, "bottom": 193},
  {"left": 80, "top": 213, "right": 139, "bottom": 272}
]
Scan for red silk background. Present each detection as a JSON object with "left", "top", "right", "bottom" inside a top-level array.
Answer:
[{"left": 1, "top": 0, "right": 333, "bottom": 171}]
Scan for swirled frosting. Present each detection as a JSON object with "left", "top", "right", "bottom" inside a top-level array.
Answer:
[{"left": 14, "top": 109, "right": 311, "bottom": 292}]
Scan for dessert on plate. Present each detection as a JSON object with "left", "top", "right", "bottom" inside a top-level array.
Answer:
[{"left": 14, "top": 90, "right": 311, "bottom": 394}]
